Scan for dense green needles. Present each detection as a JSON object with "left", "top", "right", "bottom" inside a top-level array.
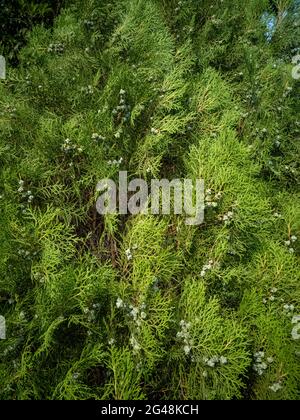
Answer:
[{"left": 0, "top": 0, "right": 299, "bottom": 400}]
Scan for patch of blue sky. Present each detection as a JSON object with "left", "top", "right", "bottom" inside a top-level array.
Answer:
[{"left": 261, "top": 12, "right": 276, "bottom": 42}]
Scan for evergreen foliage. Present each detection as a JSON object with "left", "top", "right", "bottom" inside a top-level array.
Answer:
[{"left": 0, "top": 0, "right": 299, "bottom": 400}]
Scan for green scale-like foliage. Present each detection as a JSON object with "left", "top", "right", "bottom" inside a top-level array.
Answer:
[{"left": 0, "top": 0, "right": 299, "bottom": 400}]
